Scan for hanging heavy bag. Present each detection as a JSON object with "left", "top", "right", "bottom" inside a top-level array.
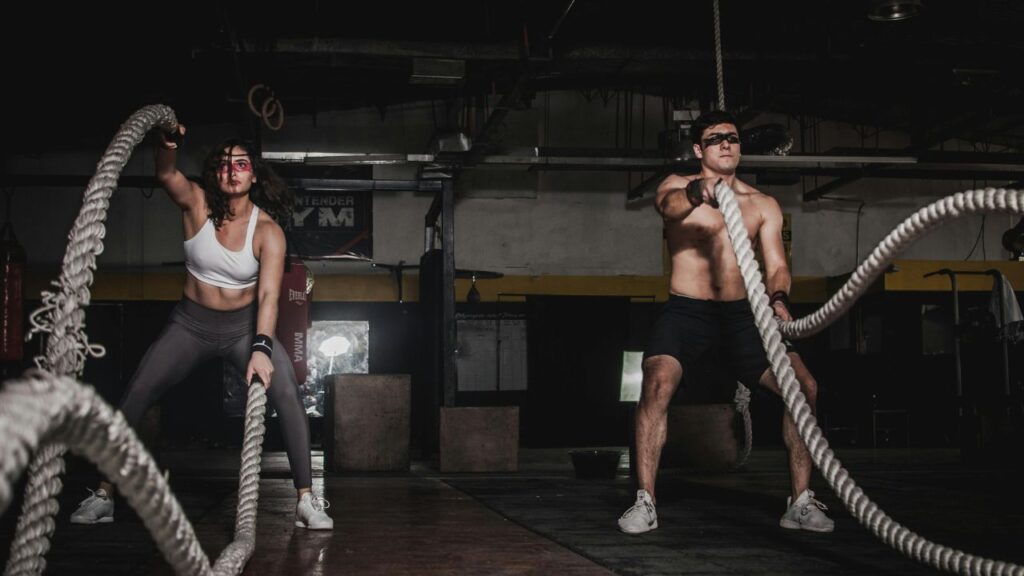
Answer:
[{"left": 277, "top": 257, "right": 311, "bottom": 384}]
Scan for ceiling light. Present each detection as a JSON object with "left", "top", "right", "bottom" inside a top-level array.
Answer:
[{"left": 867, "top": 0, "right": 923, "bottom": 22}]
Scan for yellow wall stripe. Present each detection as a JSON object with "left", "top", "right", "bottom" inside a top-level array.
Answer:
[{"left": 23, "top": 259, "right": 1020, "bottom": 303}]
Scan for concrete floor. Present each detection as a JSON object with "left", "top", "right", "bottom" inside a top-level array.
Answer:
[{"left": 1, "top": 448, "right": 1022, "bottom": 575}]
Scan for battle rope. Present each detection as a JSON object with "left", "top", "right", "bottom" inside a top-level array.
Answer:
[
  {"left": 712, "top": 0, "right": 726, "bottom": 112},
  {"left": 732, "top": 381, "right": 752, "bottom": 466},
  {"left": 3, "top": 104, "right": 269, "bottom": 576},
  {"left": 717, "top": 180, "right": 1024, "bottom": 576},
  {"left": 0, "top": 372, "right": 267, "bottom": 576},
  {"left": 779, "top": 188, "right": 1021, "bottom": 341},
  {"left": 707, "top": 0, "right": 753, "bottom": 468}
]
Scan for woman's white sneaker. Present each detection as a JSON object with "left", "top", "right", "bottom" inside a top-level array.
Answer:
[
  {"left": 295, "top": 493, "right": 334, "bottom": 530},
  {"left": 779, "top": 489, "right": 835, "bottom": 532},
  {"left": 70, "top": 488, "right": 114, "bottom": 524}
]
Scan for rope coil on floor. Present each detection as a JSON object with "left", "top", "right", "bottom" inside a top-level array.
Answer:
[
  {"left": 2, "top": 104, "right": 269, "bottom": 576},
  {"left": 717, "top": 181, "right": 1024, "bottom": 576}
]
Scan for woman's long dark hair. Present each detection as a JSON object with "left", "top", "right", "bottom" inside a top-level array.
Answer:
[{"left": 200, "top": 139, "right": 293, "bottom": 228}]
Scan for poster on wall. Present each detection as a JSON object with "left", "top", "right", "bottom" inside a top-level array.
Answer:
[
  {"left": 287, "top": 189, "right": 372, "bottom": 260},
  {"left": 223, "top": 320, "right": 369, "bottom": 418}
]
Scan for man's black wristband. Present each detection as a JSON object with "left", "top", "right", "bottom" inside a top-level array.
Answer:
[
  {"left": 769, "top": 291, "right": 790, "bottom": 309},
  {"left": 252, "top": 333, "right": 273, "bottom": 359},
  {"left": 685, "top": 178, "right": 704, "bottom": 208}
]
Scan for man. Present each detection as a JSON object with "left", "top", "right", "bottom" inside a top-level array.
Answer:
[{"left": 618, "top": 110, "right": 834, "bottom": 534}]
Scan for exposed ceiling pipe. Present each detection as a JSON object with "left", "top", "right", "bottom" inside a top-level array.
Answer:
[
  {"left": 801, "top": 109, "right": 1019, "bottom": 201},
  {"left": 546, "top": 0, "right": 578, "bottom": 45},
  {"left": 261, "top": 38, "right": 818, "bottom": 63},
  {"left": 8, "top": 150, "right": 1024, "bottom": 189}
]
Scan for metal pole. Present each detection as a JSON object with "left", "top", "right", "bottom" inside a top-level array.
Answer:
[
  {"left": 951, "top": 273, "right": 963, "bottom": 407},
  {"left": 442, "top": 179, "right": 457, "bottom": 407},
  {"left": 924, "top": 269, "right": 964, "bottom": 416},
  {"left": 988, "top": 271, "right": 1012, "bottom": 400}
]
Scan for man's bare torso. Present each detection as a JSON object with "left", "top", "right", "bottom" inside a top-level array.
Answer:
[{"left": 665, "top": 176, "right": 769, "bottom": 300}]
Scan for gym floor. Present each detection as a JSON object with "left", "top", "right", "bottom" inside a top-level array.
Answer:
[{"left": 2, "top": 448, "right": 1022, "bottom": 575}]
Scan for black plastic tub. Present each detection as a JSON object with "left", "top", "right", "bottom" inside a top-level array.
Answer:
[{"left": 569, "top": 449, "right": 622, "bottom": 479}]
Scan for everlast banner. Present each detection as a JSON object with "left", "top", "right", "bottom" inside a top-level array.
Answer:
[{"left": 288, "top": 189, "right": 372, "bottom": 259}]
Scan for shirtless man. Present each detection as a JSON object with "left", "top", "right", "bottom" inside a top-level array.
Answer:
[{"left": 618, "top": 110, "right": 834, "bottom": 534}]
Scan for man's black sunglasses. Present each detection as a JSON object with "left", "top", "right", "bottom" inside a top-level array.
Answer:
[{"left": 701, "top": 133, "right": 740, "bottom": 148}]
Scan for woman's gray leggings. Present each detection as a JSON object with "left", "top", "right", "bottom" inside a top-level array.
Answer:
[{"left": 119, "top": 297, "right": 312, "bottom": 489}]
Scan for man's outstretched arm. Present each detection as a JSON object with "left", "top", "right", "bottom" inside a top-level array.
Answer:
[{"left": 655, "top": 173, "right": 703, "bottom": 222}]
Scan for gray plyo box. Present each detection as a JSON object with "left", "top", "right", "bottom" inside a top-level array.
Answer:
[
  {"left": 440, "top": 406, "right": 519, "bottom": 472},
  {"left": 324, "top": 374, "right": 410, "bottom": 472}
]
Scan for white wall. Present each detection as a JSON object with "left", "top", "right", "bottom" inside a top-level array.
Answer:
[{"left": 3, "top": 92, "right": 1017, "bottom": 279}]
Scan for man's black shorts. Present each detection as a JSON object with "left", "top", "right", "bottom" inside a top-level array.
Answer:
[{"left": 644, "top": 294, "right": 792, "bottom": 388}]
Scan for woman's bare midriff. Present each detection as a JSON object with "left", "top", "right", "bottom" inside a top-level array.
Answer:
[{"left": 184, "top": 274, "right": 256, "bottom": 311}]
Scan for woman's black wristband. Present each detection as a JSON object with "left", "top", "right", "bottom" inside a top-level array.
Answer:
[
  {"left": 165, "top": 127, "right": 182, "bottom": 144},
  {"left": 158, "top": 129, "right": 181, "bottom": 150},
  {"left": 252, "top": 333, "right": 273, "bottom": 359}
]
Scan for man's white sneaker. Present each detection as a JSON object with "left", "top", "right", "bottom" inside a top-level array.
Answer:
[
  {"left": 779, "top": 489, "right": 835, "bottom": 532},
  {"left": 295, "top": 493, "right": 333, "bottom": 530},
  {"left": 70, "top": 488, "right": 114, "bottom": 525},
  {"left": 618, "top": 489, "right": 658, "bottom": 534}
]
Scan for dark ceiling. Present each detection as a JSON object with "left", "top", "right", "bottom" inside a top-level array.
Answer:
[{"left": 4, "top": 0, "right": 1024, "bottom": 156}]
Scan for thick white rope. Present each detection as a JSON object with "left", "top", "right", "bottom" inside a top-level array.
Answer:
[
  {"left": 708, "top": 0, "right": 753, "bottom": 468},
  {"left": 7, "top": 104, "right": 180, "bottom": 576},
  {"left": 213, "top": 382, "right": 267, "bottom": 573},
  {"left": 0, "top": 371, "right": 267, "bottom": 576},
  {"left": 779, "top": 188, "right": 1022, "bottom": 340},
  {"left": 717, "top": 181, "right": 1024, "bottom": 576},
  {"left": 4, "top": 104, "right": 270, "bottom": 576},
  {"left": 712, "top": 0, "right": 726, "bottom": 112},
  {"left": 27, "top": 105, "right": 180, "bottom": 375},
  {"left": 732, "top": 382, "right": 752, "bottom": 467}
]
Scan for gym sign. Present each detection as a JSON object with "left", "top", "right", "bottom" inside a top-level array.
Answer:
[{"left": 288, "top": 190, "right": 372, "bottom": 259}]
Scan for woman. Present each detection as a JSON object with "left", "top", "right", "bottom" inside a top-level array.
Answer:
[{"left": 70, "top": 126, "right": 332, "bottom": 530}]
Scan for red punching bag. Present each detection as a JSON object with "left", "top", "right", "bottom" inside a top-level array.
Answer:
[
  {"left": 0, "top": 220, "right": 25, "bottom": 362},
  {"left": 277, "top": 257, "right": 311, "bottom": 384}
]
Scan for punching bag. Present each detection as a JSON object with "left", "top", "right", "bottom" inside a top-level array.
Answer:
[
  {"left": 0, "top": 221, "right": 25, "bottom": 362},
  {"left": 277, "top": 257, "right": 311, "bottom": 384}
]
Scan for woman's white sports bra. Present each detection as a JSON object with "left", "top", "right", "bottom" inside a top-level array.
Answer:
[{"left": 183, "top": 206, "right": 260, "bottom": 289}]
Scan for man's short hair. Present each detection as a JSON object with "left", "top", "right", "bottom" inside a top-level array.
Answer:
[{"left": 690, "top": 110, "right": 740, "bottom": 145}]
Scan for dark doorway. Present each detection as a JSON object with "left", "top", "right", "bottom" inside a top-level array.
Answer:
[{"left": 524, "top": 295, "right": 631, "bottom": 447}]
